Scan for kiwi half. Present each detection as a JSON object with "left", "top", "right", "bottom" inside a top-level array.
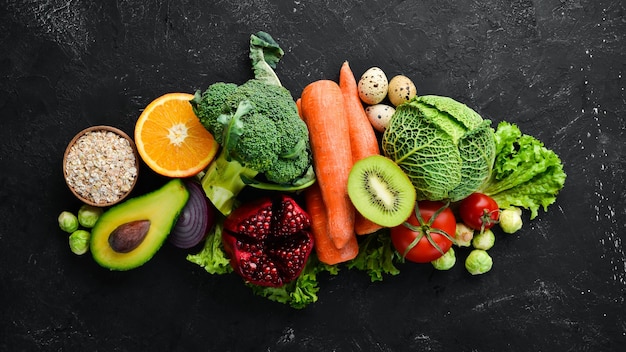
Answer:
[{"left": 347, "top": 155, "right": 416, "bottom": 227}]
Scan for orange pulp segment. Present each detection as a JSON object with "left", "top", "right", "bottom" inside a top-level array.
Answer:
[{"left": 134, "top": 93, "right": 219, "bottom": 177}]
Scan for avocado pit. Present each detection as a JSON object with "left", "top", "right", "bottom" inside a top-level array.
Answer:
[{"left": 108, "top": 219, "right": 151, "bottom": 253}]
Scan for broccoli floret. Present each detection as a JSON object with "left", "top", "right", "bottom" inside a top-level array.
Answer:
[
  {"left": 224, "top": 79, "right": 297, "bottom": 113},
  {"left": 265, "top": 150, "right": 311, "bottom": 185},
  {"left": 192, "top": 82, "right": 237, "bottom": 145},
  {"left": 195, "top": 32, "right": 315, "bottom": 215},
  {"left": 220, "top": 100, "right": 280, "bottom": 173},
  {"left": 224, "top": 79, "right": 306, "bottom": 158},
  {"left": 274, "top": 112, "right": 309, "bottom": 158}
]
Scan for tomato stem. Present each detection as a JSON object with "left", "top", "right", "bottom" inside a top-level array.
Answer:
[
  {"left": 402, "top": 230, "right": 424, "bottom": 259},
  {"left": 479, "top": 208, "right": 501, "bottom": 234},
  {"left": 400, "top": 201, "right": 456, "bottom": 259},
  {"left": 427, "top": 200, "right": 451, "bottom": 226}
]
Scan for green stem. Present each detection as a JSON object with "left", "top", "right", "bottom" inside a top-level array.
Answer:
[
  {"left": 200, "top": 150, "right": 258, "bottom": 216},
  {"left": 401, "top": 200, "right": 455, "bottom": 259}
]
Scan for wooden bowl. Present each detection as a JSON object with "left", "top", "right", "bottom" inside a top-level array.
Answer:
[{"left": 63, "top": 125, "right": 139, "bottom": 207}]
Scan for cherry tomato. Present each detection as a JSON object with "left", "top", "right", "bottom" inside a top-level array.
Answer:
[
  {"left": 390, "top": 200, "right": 456, "bottom": 263},
  {"left": 459, "top": 193, "right": 500, "bottom": 231}
]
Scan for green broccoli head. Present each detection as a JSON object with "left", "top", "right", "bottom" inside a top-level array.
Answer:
[
  {"left": 224, "top": 80, "right": 298, "bottom": 116},
  {"left": 264, "top": 149, "right": 312, "bottom": 185},
  {"left": 226, "top": 80, "right": 309, "bottom": 160},
  {"left": 195, "top": 79, "right": 312, "bottom": 186},
  {"left": 273, "top": 117, "right": 309, "bottom": 159},
  {"left": 229, "top": 110, "right": 280, "bottom": 173},
  {"left": 191, "top": 82, "right": 238, "bottom": 145},
  {"left": 217, "top": 80, "right": 310, "bottom": 182},
  {"left": 198, "top": 32, "right": 315, "bottom": 216}
]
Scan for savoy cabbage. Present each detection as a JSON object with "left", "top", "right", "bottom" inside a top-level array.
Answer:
[{"left": 382, "top": 95, "right": 496, "bottom": 202}]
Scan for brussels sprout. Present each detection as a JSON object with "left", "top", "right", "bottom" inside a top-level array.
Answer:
[
  {"left": 454, "top": 223, "right": 474, "bottom": 247},
  {"left": 500, "top": 207, "right": 523, "bottom": 234},
  {"left": 431, "top": 247, "right": 456, "bottom": 270},
  {"left": 58, "top": 211, "right": 79, "bottom": 233},
  {"left": 465, "top": 249, "right": 493, "bottom": 275},
  {"left": 78, "top": 204, "right": 103, "bottom": 228},
  {"left": 69, "top": 230, "right": 91, "bottom": 255},
  {"left": 472, "top": 229, "right": 495, "bottom": 250}
]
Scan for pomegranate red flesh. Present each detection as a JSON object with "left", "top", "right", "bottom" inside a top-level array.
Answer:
[
  {"left": 222, "top": 232, "right": 282, "bottom": 287},
  {"left": 222, "top": 195, "right": 314, "bottom": 287},
  {"left": 266, "top": 231, "right": 314, "bottom": 283},
  {"left": 223, "top": 197, "right": 274, "bottom": 241},
  {"left": 273, "top": 196, "right": 311, "bottom": 236}
]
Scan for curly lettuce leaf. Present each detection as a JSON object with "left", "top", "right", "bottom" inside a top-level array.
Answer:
[
  {"left": 347, "top": 231, "right": 401, "bottom": 282},
  {"left": 480, "top": 121, "right": 566, "bottom": 219},
  {"left": 248, "top": 255, "right": 338, "bottom": 309},
  {"left": 187, "top": 223, "right": 335, "bottom": 309},
  {"left": 186, "top": 222, "right": 233, "bottom": 275}
]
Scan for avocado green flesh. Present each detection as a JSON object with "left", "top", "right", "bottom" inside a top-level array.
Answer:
[{"left": 90, "top": 178, "right": 189, "bottom": 271}]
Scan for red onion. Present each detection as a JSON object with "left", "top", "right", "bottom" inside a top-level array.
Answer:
[{"left": 169, "top": 179, "right": 215, "bottom": 249}]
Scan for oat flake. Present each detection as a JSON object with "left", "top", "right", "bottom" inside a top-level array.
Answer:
[{"left": 65, "top": 130, "right": 137, "bottom": 205}]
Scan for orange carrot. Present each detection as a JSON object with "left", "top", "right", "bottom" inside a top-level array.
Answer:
[
  {"left": 295, "top": 98, "right": 303, "bottom": 118},
  {"left": 339, "top": 61, "right": 383, "bottom": 235},
  {"left": 304, "top": 183, "right": 358, "bottom": 265},
  {"left": 299, "top": 94, "right": 357, "bottom": 264},
  {"left": 300, "top": 80, "right": 355, "bottom": 249},
  {"left": 298, "top": 94, "right": 357, "bottom": 263}
]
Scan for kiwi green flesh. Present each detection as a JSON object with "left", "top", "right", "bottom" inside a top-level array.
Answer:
[{"left": 347, "top": 155, "right": 416, "bottom": 227}]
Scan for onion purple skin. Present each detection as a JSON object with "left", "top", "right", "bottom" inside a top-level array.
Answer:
[{"left": 169, "top": 179, "right": 216, "bottom": 249}]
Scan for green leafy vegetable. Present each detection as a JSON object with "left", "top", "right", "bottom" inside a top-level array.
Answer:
[
  {"left": 187, "top": 222, "right": 337, "bottom": 309},
  {"left": 382, "top": 95, "right": 496, "bottom": 202},
  {"left": 77, "top": 204, "right": 103, "bottom": 228},
  {"left": 248, "top": 255, "right": 339, "bottom": 309},
  {"left": 347, "top": 231, "right": 401, "bottom": 281},
  {"left": 479, "top": 121, "right": 566, "bottom": 219},
  {"left": 465, "top": 249, "right": 493, "bottom": 275},
  {"left": 431, "top": 247, "right": 456, "bottom": 270},
  {"left": 249, "top": 31, "right": 284, "bottom": 86},
  {"left": 186, "top": 222, "right": 233, "bottom": 275},
  {"left": 58, "top": 211, "right": 79, "bottom": 233},
  {"left": 499, "top": 206, "right": 523, "bottom": 233},
  {"left": 69, "top": 229, "right": 91, "bottom": 255},
  {"left": 471, "top": 229, "right": 495, "bottom": 250},
  {"left": 190, "top": 32, "right": 314, "bottom": 215}
]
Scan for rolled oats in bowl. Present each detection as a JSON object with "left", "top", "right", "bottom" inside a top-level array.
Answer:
[{"left": 63, "top": 126, "right": 139, "bottom": 207}]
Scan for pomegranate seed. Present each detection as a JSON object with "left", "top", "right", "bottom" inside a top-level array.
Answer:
[{"left": 221, "top": 195, "right": 314, "bottom": 287}]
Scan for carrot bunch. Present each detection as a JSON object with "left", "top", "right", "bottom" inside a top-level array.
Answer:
[{"left": 298, "top": 62, "right": 381, "bottom": 265}]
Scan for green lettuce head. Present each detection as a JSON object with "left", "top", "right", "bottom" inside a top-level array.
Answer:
[{"left": 382, "top": 95, "right": 496, "bottom": 202}]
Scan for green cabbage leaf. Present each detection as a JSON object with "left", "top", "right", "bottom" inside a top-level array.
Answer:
[{"left": 382, "top": 95, "right": 496, "bottom": 202}]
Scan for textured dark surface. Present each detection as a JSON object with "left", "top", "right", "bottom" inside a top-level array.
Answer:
[{"left": 1, "top": 0, "right": 625, "bottom": 351}]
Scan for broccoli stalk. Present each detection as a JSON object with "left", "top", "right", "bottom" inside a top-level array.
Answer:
[
  {"left": 200, "top": 100, "right": 266, "bottom": 214},
  {"left": 200, "top": 151, "right": 258, "bottom": 213},
  {"left": 192, "top": 32, "right": 315, "bottom": 215}
]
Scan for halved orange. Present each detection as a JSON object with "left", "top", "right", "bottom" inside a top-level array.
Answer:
[{"left": 134, "top": 93, "right": 219, "bottom": 177}]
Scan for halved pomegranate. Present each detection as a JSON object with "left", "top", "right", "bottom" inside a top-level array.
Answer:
[{"left": 222, "top": 194, "right": 314, "bottom": 287}]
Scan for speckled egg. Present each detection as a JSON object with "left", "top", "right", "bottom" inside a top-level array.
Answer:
[
  {"left": 365, "top": 104, "right": 396, "bottom": 132},
  {"left": 358, "top": 67, "right": 388, "bottom": 105},
  {"left": 387, "top": 75, "right": 417, "bottom": 106}
]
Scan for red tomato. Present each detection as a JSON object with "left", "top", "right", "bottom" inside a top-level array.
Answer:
[
  {"left": 459, "top": 193, "right": 500, "bottom": 231},
  {"left": 390, "top": 200, "right": 456, "bottom": 263}
]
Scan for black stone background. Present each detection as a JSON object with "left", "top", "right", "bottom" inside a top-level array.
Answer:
[{"left": 1, "top": 0, "right": 625, "bottom": 351}]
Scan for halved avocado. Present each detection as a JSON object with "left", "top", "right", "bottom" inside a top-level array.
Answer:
[{"left": 90, "top": 178, "right": 189, "bottom": 270}]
